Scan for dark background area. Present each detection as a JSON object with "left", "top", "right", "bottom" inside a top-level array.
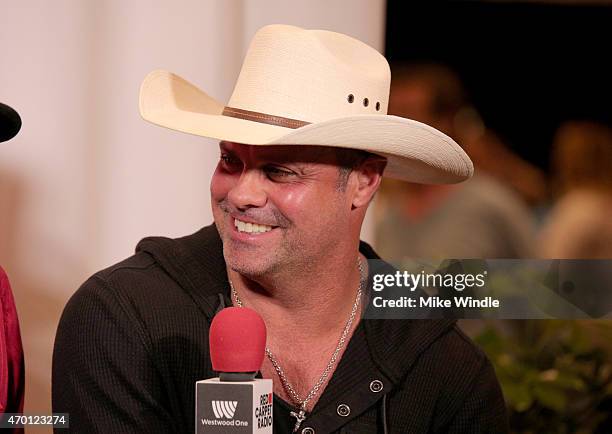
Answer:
[{"left": 385, "top": 0, "right": 612, "bottom": 172}]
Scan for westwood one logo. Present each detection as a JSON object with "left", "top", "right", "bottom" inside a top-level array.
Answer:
[
  {"left": 201, "top": 400, "right": 249, "bottom": 428},
  {"left": 212, "top": 400, "right": 238, "bottom": 419}
]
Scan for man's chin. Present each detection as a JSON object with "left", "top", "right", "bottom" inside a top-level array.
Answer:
[
  {"left": 225, "top": 258, "right": 272, "bottom": 279},
  {"left": 223, "top": 244, "right": 276, "bottom": 278}
]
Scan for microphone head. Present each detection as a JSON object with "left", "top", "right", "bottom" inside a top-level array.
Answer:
[
  {"left": 0, "top": 102, "right": 22, "bottom": 143},
  {"left": 210, "top": 307, "right": 267, "bottom": 373}
]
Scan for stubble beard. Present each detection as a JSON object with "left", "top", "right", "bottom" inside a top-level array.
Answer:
[
  {"left": 213, "top": 210, "right": 299, "bottom": 279},
  {"left": 223, "top": 232, "right": 298, "bottom": 279},
  {"left": 214, "top": 196, "right": 348, "bottom": 283}
]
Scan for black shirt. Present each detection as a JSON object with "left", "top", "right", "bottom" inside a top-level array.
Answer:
[{"left": 52, "top": 224, "right": 508, "bottom": 433}]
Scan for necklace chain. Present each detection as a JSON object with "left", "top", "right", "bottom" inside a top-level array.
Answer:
[{"left": 229, "top": 257, "right": 365, "bottom": 414}]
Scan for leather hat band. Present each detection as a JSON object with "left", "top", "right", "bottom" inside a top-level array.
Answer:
[{"left": 222, "top": 106, "right": 310, "bottom": 129}]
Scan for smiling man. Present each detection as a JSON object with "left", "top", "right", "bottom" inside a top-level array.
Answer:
[{"left": 52, "top": 25, "right": 508, "bottom": 433}]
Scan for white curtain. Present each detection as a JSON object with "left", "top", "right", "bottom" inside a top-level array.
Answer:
[{"left": 0, "top": 0, "right": 385, "bottom": 420}]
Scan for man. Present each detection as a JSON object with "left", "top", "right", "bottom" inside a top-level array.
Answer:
[
  {"left": 53, "top": 25, "right": 508, "bottom": 433},
  {"left": 375, "top": 64, "right": 536, "bottom": 261},
  {"left": 1, "top": 102, "right": 25, "bottom": 424}
]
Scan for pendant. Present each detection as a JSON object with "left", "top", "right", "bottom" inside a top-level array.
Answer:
[{"left": 290, "top": 408, "right": 307, "bottom": 432}]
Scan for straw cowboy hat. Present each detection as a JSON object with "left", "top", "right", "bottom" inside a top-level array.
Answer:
[
  {"left": 0, "top": 102, "right": 21, "bottom": 143},
  {"left": 139, "top": 24, "right": 473, "bottom": 184}
]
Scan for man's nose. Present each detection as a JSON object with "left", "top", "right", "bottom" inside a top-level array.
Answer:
[{"left": 227, "top": 169, "right": 267, "bottom": 210}]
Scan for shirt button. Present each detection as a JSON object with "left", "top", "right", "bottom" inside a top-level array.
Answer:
[
  {"left": 301, "top": 427, "right": 315, "bottom": 434},
  {"left": 370, "top": 379, "right": 384, "bottom": 393},
  {"left": 337, "top": 403, "right": 351, "bottom": 417}
]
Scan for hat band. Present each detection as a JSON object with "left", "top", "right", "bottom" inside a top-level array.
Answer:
[{"left": 222, "top": 106, "right": 310, "bottom": 129}]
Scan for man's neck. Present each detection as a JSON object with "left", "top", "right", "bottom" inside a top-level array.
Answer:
[{"left": 227, "top": 250, "right": 367, "bottom": 340}]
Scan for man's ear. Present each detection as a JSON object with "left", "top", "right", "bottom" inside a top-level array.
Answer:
[{"left": 351, "top": 156, "right": 387, "bottom": 208}]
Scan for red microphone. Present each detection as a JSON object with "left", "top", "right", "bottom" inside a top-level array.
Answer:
[
  {"left": 196, "top": 307, "right": 273, "bottom": 433},
  {"left": 210, "top": 307, "right": 267, "bottom": 381}
]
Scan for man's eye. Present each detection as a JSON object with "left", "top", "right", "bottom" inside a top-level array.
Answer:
[
  {"left": 265, "top": 166, "right": 295, "bottom": 178},
  {"left": 220, "top": 154, "right": 241, "bottom": 169},
  {"left": 220, "top": 154, "right": 235, "bottom": 163}
]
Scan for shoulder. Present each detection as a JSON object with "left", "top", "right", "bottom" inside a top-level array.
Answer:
[
  {"left": 546, "top": 189, "right": 612, "bottom": 225},
  {"left": 462, "top": 174, "right": 531, "bottom": 222},
  {"left": 0, "top": 265, "right": 11, "bottom": 295},
  {"left": 59, "top": 225, "right": 228, "bottom": 347},
  {"left": 407, "top": 323, "right": 498, "bottom": 399},
  {"left": 416, "top": 325, "right": 506, "bottom": 429},
  {"left": 57, "top": 250, "right": 209, "bottom": 355},
  {"left": 397, "top": 322, "right": 491, "bottom": 389},
  {"left": 66, "top": 224, "right": 227, "bottom": 320},
  {"left": 56, "top": 252, "right": 175, "bottom": 351},
  {"left": 366, "top": 318, "right": 493, "bottom": 392},
  {"left": 382, "top": 322, "right": 506, "bottom": 431},
  {"left": 63, "top": 252, "right": 174, "bottom": 319},
  {"left": 432, "top": 326, "right": 508, "bottom": 431},
  {"left": 0, "top": 265, "right": 8, "bottom": 297},
  {"left": 82, "top": 251, "right": 176, "bottom": 304},
  {"left": 436, "top": 323, "right": 487, "bottom": 362}
]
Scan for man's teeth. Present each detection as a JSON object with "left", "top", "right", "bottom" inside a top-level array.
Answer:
[{"left": 234, "top": 218, "right": 274, "bottom": 233}]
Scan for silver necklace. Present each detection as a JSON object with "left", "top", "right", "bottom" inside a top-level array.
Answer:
[{"left": 229, "top": 257, "right": 365, "bottom": 432}]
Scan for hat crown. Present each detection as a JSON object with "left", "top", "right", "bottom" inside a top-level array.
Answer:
[{"left": 228, "top": 25, "right": 391, "bottom": 123}]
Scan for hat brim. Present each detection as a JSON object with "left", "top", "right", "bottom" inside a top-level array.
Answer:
[{"left": 139, "top": 70, "right": 473, "bottom": 184}]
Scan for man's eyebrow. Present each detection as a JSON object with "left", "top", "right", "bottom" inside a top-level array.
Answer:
[{"left": 218, "top": 142, "right": 235, "bottom": 154}]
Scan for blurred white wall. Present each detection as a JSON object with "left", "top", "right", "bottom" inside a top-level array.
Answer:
[{"left": 0, "top": 0, "right": 385, "bottom": 423}]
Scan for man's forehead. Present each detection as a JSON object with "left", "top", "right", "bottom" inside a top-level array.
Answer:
[{"left": 219, "top": 141, "right": 337, "bottom": 163}]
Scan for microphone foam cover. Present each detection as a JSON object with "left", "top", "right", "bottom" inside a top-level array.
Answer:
[
  {"left": 210, "top": 307, "right": 267, "bottom": 373},
  {"left": 0, "top": 102, "right": 22, "bottom": 142}
]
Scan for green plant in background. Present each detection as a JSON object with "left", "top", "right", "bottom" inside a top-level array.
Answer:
[{"left": 474, "top": 320, "right": 612, "bottom": 434}]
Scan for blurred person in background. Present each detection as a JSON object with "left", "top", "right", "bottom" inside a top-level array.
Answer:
[
  {"left": 0, "top": 102, "right": 25, "bottom": 424},
  {"left": 484, "top": 121, "right": 612, "bottom": 428},
  {"left": 374, "top": 63, "right": 543, "bottom": 261},
  {"left": 539, "top": 121, "right": 612, "bottom": 259}
]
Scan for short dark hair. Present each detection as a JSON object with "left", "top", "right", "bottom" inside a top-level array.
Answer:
[{"left": 334, "top": 148, "right": 377, "bottom": 191}]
